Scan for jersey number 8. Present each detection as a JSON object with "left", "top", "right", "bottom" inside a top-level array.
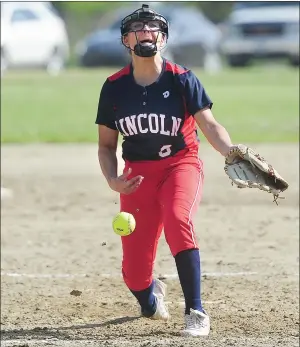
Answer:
[{"left": 158, "top": 145, "right": 172, "bottom": 158}]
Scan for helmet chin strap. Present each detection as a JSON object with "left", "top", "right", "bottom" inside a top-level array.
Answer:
[
  {"left": 131, "top": 32, "right": 165, "bottom": 58},
  {"left": 134, "top": 42, "right": 157, "bottom": 57}
]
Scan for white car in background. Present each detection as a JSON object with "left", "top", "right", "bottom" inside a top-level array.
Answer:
[
  {"left": 221, "top": 1, "right": 300, "bottom": 67},
  {"left": 1, "top": 2, "right": 70, "bottom": 75}
]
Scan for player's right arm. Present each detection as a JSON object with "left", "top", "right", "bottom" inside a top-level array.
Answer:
[
  {"left": 97, "top": 124, "right": 118, "bottom": 186},
  {"left": 97, "top": 125, "right": 143, "bottom": 194},
  {"left": 96, "top": 80, "right": 143, "bottom": 194}
]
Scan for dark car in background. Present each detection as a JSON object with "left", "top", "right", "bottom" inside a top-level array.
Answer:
[{"left": 75, "top": 4, "right": 222, "bottom": 68}]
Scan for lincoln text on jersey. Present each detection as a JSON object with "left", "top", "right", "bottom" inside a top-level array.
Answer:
[{"left": 115, "top": 113, "right": 182, "bottom": 137}]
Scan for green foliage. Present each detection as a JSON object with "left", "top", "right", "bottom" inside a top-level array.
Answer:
[
  {"left": 51, "top": 1, "right": 126, "bottom": 14},
  {"left": 186, "top": 1, "right": 233, "bottom": 23},
  {"left": 1, "top": 67, "right": 299, "bottom": 143}
]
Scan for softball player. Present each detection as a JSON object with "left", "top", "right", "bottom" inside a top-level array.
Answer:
[{"left": 96, "top": 4, "right": 233, "bottom": 337}]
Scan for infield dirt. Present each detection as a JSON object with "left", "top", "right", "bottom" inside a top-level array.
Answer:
[{"left": 1, "top": 144, "right": 299, "bottom": 347}]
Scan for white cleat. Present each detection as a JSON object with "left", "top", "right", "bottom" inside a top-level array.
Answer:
[
  {"left": 150, "top": 279, "right": 170, "bottom": 321},
  {"left": 182, "top": 309, "right": 210, "bottom": 337}
]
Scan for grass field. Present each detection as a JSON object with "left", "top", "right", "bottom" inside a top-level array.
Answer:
[{"left": 1, "top": 65, "right": 299, "bottom": 143}]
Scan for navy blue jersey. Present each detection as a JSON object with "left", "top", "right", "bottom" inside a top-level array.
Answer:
[{"left": 95, "top": 59, "right": 213, "bottom": 161}]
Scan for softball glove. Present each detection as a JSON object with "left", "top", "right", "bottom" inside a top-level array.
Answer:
[{"left": 224, "top": 144, "right": 289, "bottom": 204}]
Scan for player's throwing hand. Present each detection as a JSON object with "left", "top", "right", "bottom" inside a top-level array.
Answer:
[{"left": 109, "top": 168, "right": 144, "bottom": 195}]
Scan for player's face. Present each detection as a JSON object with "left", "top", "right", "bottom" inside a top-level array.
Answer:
[{"left": 123, "top": 21, "right": 166, "bottom": 52}]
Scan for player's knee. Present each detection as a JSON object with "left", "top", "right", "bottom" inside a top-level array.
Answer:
[
  {"left": 166, "top": 207, "right": 189, "bottom": 229},
  {"left": 164, "top": 209, "right": 198, "bottom": 256},
  {"left": 164, "top": 209, "right": 191, "bottom": 241},
  {"left": 122, "top": 263, "right": 152, "bottom": 291}
]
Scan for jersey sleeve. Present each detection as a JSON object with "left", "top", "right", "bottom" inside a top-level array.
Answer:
[
  {"left": 95, "top": 79, "right": 117, "bottom": 130},
  {"left": 183, "top": 70, "right": 213, "bottom": 116}
]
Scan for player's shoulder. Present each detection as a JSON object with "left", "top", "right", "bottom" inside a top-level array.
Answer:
[
  {"left": 101, "top": 64, "right": 131, "bottom": 95},
  {"left": 164, "top": 59, "right": 190, "bottom": 76},
  {"left": 107, "top": 64, "right": 131, "bottom": 83},
  {"left": 164, "top": 59, "right": 198, "bottom": 84}
]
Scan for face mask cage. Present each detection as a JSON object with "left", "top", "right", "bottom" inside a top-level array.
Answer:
[{"left": 128, "top": 20, "right": 164, "bottom": 33}]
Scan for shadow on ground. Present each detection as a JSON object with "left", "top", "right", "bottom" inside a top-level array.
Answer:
[{"left": 1, "top": 316, "right": 140, "bottom": 341}]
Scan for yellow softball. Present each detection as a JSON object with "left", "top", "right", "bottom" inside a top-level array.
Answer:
[{"left": 112, "top": 212, "right": 136, "bottom": 236}]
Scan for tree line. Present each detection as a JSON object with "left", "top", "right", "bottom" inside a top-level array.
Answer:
[{"left": 51, "top": 1, "right": 234, "bottom": 24}]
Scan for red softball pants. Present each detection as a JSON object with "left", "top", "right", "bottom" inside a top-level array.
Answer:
[{"left": 120, "top": 150, "right": 204, "bottom": 291}]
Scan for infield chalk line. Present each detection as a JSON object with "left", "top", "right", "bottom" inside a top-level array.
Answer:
[
  {"left": 165, "top": 300, "right": 222, "bottom": 305},
  {"left": 1, "top": 342, "right": 133, "bottom": 346},
  {"left": 2, "top": 271, "right": 298, "bottom": 279},
  {"left": 1, "top": 271, "right": 258, "bottom": 279}
]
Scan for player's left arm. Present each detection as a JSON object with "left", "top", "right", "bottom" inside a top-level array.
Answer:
[
  {"left": 194, "top": 107, "right": 233, "bottom": 157},
  {"left": 182, "top": 70, "right": 233, "bottom": 157}
]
